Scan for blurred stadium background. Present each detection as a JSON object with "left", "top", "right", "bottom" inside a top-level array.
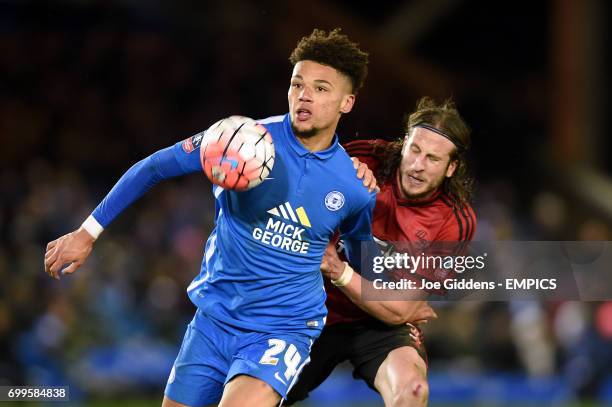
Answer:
[{"left": 1, "top": 0, "right": 611, "bottom": 406}]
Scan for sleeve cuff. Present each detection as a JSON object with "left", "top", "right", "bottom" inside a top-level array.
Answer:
[{"left": 82, "top": 215, "right": 104, "bottom": 239}]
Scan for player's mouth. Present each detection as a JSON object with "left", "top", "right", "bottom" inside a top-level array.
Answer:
[
  {"left": 296, "top": 108, "right": 312, "bottom": 121},
  {"left": 406, "top": 173, "right": 425, "bottom": 186}
]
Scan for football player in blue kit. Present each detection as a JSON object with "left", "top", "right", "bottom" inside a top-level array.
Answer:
[{"left": 44, "top": 29, "right": 375, "bottom": 407}]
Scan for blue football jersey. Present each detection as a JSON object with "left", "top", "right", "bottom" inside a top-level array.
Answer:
[{"left": 91, "top": 113, "right": 375, "bottom": 338}]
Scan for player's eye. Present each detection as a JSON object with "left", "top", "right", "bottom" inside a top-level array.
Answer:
[
  {"left": 291, "top": 83, "right": 302, "bottom": 89},
  {"left": 316, "top": 86, "right": 328, "bottom": 92}
]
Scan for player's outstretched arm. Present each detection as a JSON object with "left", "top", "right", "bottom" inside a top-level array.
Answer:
[
  {"left": 44, "top": 226, "right": 96, "bottom": 279},
  {"left": 321, "top": 242, "right": 435, "bottom": 325},
  {"left": 43, "top": 141, "right": 203, "bottom": 280}
]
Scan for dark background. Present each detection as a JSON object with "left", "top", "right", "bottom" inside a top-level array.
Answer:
[{"left": 1, "top": 0, "right": 611, "bottom": 405}]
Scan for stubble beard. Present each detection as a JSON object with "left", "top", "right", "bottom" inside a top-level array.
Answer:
[
  {"left": 399, "top": 170, "right": 446, "bottom": 200},
  {"left": 291, "top": 123, "right": 318, "bottom": 139}
]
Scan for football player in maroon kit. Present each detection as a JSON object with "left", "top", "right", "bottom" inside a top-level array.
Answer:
[{"left": 286, "top": 97, "right": 476, "bottom": 406}]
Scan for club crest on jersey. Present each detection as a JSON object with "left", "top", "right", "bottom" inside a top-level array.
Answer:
[{"left": 324, "top": 191, "right": 345, "bottom": 211}]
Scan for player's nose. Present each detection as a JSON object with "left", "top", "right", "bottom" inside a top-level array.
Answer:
[
  {"left": 410, "top": 156, "right": 425, "bottom": 171},
  {"left": 298, "top": 87, "right": 313, "bottom": 102}
]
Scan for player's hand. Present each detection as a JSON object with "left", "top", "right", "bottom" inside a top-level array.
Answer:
[
  {"left": 409, "top": 301, "right": 437, "bottom": 325},
  {"left": 44, "top": 227, "right": 96, "bottom": 279},
  {"left": 351, "top": 157, "right": 379, "bottom": 193},
  {"left": 320, "top": 241, "right": 345, "bottom": 281}
]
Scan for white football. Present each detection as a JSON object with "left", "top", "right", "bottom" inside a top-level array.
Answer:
[{"left": 200, "top": 116, "right": 275, "bottom": 191}]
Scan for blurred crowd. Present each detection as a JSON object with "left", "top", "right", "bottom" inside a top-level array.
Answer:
[{"left": 1, "top": 1, "right": 611, "bottom": 404}]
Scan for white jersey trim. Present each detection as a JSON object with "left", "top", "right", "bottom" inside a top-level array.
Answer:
[
  {"left": 257, "top": 115, "right": 284, "bottom": 125},
  {"left": 284, "top": 339, "right": 314, "bottom": 403},
  {"left": 187, "top": 233, "right": 216, "bottom": 293},
  {"left": 214, "top": 185, "right": 224, "bottom": 199},
  {"left": 82, "top": 215, "right": 103, "bottom": 239}
]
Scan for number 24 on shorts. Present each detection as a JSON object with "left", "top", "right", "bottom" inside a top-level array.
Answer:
[{"left": 259, "top": 339, "right": 302, "bottom": 383}]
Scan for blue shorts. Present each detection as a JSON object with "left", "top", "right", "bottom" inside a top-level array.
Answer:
[{"left": 164, "top": 310, "right": 313, "bottom": 406}]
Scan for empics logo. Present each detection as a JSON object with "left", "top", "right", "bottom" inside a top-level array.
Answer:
[{"left": 252, "top": 202, "right": 311, "bottom": 253}]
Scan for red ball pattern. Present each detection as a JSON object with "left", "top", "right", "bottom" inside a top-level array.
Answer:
[{"left": 199, "top": 117, "right": 274, "bottom": 191}]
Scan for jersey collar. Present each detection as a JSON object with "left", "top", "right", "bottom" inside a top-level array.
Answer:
[{"left": 283, "top": 114, "right": 339, "bottom": 160}]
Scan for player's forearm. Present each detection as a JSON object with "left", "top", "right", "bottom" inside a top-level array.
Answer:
[
  {"left": 336, "top": 268, "right": 427, "bottom": 325},
  {"left": 91, "top": 145, "right": 195, "bottom": 229}
]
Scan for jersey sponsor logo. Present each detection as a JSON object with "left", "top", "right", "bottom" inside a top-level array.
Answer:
[
  {"left": 252, "top": 202, "right": 311, "bottom": 253},
  {"left": 181, "top": 132, "right": 205, "bottom": 153},
  {"left": 267, "top": 202, "right": 311, "bottom": 227},
  {"left": 324, "top": 191, "right": 345, "bottom": 211},
  {"left": 252, "top": 217, "right": 310, "bottom": 254}
]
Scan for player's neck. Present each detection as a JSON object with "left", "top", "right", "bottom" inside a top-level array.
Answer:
[{"left": 296, "top": 130, "right": 335, "bottom": 152}]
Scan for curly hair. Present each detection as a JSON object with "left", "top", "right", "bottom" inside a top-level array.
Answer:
[
  {"left": 375, "top": 97, "right": 474, "bottom": 204},
  {"left": 289, "top": 28, "right": 369, "bottom": 94}
]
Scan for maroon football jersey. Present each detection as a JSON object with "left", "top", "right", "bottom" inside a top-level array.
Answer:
[{"left": 325, "top": 139, "right": 476, "bottom": 325}]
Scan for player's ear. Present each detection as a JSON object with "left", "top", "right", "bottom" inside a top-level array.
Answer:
[
  {"left": 340, "top": 94, "right": 355, "bottom": 114},
  {"left": 446, "top": 160, "right": 458, "bottom": 178}
]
